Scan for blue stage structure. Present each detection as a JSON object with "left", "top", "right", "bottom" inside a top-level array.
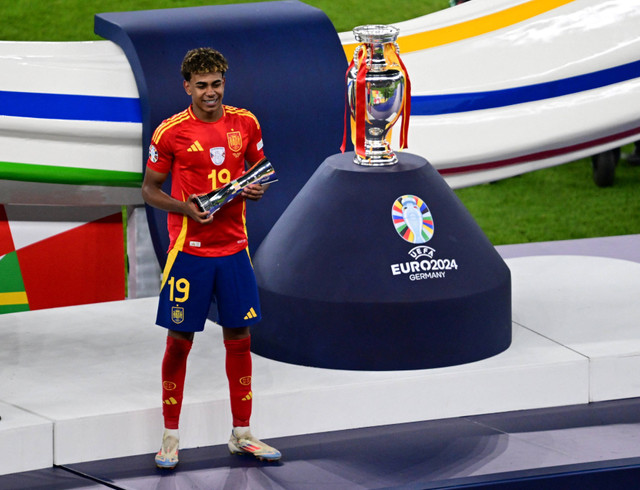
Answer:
[
  {"left": 252, "top": 152, "right": 511, "bottom": 370},
  {"left": 94, "top": 0, "right": 348, "bottom": 265}
]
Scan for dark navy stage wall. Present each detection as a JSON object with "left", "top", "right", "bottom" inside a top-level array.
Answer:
[{"left": 94, "top": 0, "right": 348, "bottom": 265}]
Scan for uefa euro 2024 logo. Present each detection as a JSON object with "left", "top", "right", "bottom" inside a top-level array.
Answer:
[{"left": 392, "top": 195, "right": 434, "bottom": 244}]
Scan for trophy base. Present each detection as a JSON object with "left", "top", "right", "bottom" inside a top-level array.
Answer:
[
  {"left": 193, "top": 194, "right": 210, "bottom": 213},
  {"left": 353, "top": 151, "right": 398, "bottom": 167}
]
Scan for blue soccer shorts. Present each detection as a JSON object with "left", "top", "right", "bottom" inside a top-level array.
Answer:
[{"left": 156, "top": 249, "right": 261, "bottom": 332}]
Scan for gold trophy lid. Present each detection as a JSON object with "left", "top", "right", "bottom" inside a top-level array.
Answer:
[{"left": 353, "top": 25, "right": 399, "bottom": 44}]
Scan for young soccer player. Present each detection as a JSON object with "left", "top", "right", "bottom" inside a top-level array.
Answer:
[{"left": 142, "top": 47, "right": 280, "bottom": 469}]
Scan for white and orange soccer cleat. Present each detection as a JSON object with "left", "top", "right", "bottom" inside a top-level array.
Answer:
[
  {"left": 228, "top": 428, "right": 281, "bottom": 462},
  {"left": 155, "top": 429, "right": 179, "bottom": 469}
]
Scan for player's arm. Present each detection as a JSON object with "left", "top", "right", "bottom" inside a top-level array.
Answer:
[
  {"left": 241, "top": 181, "right": 268, "bottom": 201},
  {"left": 240, "top": 118, "right": 270, "bottom": 202},
  {"left": 241, "top": 159, "right": 270, "bottom": 201},
  {"left": 142, "top": 167, "right": 213, "bottom": 224}
]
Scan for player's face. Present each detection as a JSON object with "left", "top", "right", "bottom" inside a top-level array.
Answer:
[{"left": 184, "top": 71, "right": 225, "bottom": 122}]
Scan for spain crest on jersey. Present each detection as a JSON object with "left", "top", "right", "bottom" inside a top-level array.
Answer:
[
  {"left": 210, "top": 147, "right": 225, "bottom": 166},
  {"left": 227, "top": 131, "right": 242, "bottom": 152},
  {"left": 171, "top": 306, "right": 184, "bottom": 324}
]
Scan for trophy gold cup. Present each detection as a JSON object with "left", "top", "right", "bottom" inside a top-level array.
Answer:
[
  {"left": 194, "top": 158, "right": 278, "bottom": 215},
  {"left": 345, "top": 25, "right": 411, "bottom": 166}
]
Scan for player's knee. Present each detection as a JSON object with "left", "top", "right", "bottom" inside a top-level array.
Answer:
[
  {"left": 168, "top": 330, "right": 195, "bottom": 342},
  {"left": 222, "top": 326, "right": 250, "bottom": 341}
]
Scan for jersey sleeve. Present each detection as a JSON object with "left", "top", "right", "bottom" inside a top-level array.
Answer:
[
  {"left": 146, "top": 123, "right": 174, "bottom": 174},
  {"left": 244, "top": 112, "right": 265, "bottom": 165}
]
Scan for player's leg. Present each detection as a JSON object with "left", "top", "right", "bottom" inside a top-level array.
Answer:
[
  {"left": 224, "top": 328, "right": 280, "bottom": 462},
  {"left": 162, "top": 329, "right": 194, "bottom": 430},
  {"left": 222, "top": 325, "right": 252, "bottom": 428},
  {"left": 216, "top": 250, "right": 281, "bottom": 461},
  {"left": 155, "top": 252, "right": 214, "bottom": 469},
  {"left": 155, "top": 330, "right": 192, "bottom": 468}
]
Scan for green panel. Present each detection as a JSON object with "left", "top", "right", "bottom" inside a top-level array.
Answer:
[
  {"left": 0, "top": 251, "right": 29, "bottom": 314},
  {"left": 0, "top": 161, "right": 142, "bottom": 188},
  {"left": 0, "top": 251, "right": 25, "bottom": 293},
  {"left": 0, "top": 303, "right": 30, "bottom": 314}
]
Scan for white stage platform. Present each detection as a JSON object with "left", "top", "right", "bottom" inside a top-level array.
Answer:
[{"left": 1, "top": 236, "right": 639, "bottom": 476}]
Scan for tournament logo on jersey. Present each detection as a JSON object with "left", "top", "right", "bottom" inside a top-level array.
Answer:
[
  {"left": 149, "top": 144, "right": 159, "bottom": 163},
  {"left": 227, "top": 131, "right": 243, "bottom": 152},
  {"left": 210, "top": 147, "right": 225, "bottom": 166},
  {"left": 171, "top": 306, "right": 184, "bottom": 324},
  {"left": 392, "top": 195, "right": 434, "bottom": 244}
]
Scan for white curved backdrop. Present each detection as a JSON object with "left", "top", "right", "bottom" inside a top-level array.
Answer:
[
  {"left": 364, "top": 0, "right": 640, "bottom": 188},
  {"left": 1, "top": 0, "right": 639, "bottom": 204},
  {"left": 0, "top": 41, "right": 141, "bottom": 205}
]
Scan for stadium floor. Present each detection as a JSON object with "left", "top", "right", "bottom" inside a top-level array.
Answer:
[{"left": 1, "top": 234, "right": 639, "bottom": 489}]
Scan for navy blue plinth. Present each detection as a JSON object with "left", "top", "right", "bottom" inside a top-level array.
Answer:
[{"left": 252, "top": 152, "right": 512, "bottom": 370}]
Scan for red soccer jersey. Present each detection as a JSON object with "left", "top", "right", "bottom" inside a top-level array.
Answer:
[{"left": 147, "top": 105, "right": 265, "bottom": 257}]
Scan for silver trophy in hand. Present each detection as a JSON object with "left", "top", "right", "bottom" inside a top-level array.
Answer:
[{"left": 194, "top": 158, "right": 278, "bottom": 215}]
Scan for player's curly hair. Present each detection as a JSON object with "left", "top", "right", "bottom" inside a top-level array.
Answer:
[{"left": 181, "top": 47, "right": 229, "bottom": 81}]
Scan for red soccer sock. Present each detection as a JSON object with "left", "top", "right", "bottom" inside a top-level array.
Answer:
[
  {"left": 224, "top": 336, "right": 253, "bottom": 427},
  {"left": 161, "top": 335, "right": 192, "bottom": 430}
]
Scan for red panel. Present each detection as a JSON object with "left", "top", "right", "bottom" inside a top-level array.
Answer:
[
  {"left": 17, "top": 213, "right": 126, "bottom": 310},
  {"left": 0, "top": 205, "right": 16, "bottom": 256}
]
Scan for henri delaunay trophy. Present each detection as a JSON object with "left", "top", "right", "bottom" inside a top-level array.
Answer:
[{"left": 346, "top": 25, "right": 411, "bottom": 166}]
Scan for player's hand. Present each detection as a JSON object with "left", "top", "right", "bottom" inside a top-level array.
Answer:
[
  {"left": 185, "top": 194, "right": 214, "bottom": 224},
  {"left": 242, "top": 183, "right": 268, "bottom": 201}
]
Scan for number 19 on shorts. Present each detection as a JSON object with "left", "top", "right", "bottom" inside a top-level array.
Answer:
[{"left": 167, "top": 277, "right": 190, "bottom": 302}]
